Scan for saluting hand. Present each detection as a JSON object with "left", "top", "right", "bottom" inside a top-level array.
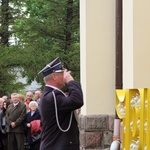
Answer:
[{"left": 63, "top": 69, "right": 74, "bottom": 83}]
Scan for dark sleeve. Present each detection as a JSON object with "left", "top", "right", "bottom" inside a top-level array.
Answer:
[
  {"left": 55, "top": 81, "right": 84, "bottom": 110},
  {"left": 5, "top": 105, "right": 12, "bottom": 126}
]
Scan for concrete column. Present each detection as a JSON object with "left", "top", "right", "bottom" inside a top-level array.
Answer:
[
  {"left": 80, "top": 0, "right": 116, "bottom": 114},
  {"left": 123, "top": 0, "right": 150, "bottom": 89},
  {"left": 123, "top": 0, "right": 133, "bottom": 88}
]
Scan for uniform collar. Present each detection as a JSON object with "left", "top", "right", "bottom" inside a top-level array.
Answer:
[{"left": 46, "top": 85, "right": 67, "bottom": 97}]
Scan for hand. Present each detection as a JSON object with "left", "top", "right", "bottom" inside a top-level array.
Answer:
[
  {"left": 63, "top": 69, "right": 74, "bottom": 83},
  {"left": 11, "top": 122, "right": 16, "bottom": 128},
  {"left": 77, "top": 108, "right": 81, "bottom": 115},
  {"left": 27, "top": 123, "right": 31, "bottom": 127}
]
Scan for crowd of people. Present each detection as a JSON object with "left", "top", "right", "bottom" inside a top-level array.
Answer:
[
  {"left": 0, "top": 57, "right": 84, "bottom": 150},
  {"left": 0, "top": 90, "right": 42, "bottom": 150}
]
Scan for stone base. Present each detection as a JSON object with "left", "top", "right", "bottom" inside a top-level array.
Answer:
[{"left": 78, "top": 114, "right": 115, "bottom": 150}]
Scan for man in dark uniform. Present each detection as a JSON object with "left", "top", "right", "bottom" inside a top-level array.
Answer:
[{"left": 38, "top": 57, "right": 84, "bottom": 150}]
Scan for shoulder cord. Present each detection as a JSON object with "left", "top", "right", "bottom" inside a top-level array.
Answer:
[{"left": 52, "top": 91, "right": 73, "bottom": 132}]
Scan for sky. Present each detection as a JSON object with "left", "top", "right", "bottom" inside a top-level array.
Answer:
[{"left": 17, "top": 71, "right": 41, "bottom": 92}]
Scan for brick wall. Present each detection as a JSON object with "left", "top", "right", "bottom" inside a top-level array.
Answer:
[{"left": 78, "top": 114, "right": 115, "bottom": 150}]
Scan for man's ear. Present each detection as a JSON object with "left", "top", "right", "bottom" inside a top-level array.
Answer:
[{"left": 51, "top": 73, "right": 57, "bottom": 80}]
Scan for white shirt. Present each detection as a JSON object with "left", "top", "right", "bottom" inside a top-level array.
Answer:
[{"left": 13, "top": 101, "right": 19, "bottom": 107}]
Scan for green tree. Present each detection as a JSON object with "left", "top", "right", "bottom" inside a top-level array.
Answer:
[
  {"left": 0, "top": 0, "right": 26, "bottom": 96},
  {"left": 0, "top": 0, "right": 80, "bottom": 96},
  {"left": 14, "top": 0, "right": 80, "bottom": 82}
]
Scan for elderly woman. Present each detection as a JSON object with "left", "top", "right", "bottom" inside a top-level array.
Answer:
[{"left": 25, "top": 101, "right": 41, "bottom": 150}]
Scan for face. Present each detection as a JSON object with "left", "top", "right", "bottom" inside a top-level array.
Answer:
[
  {"left": 3, "top": 102, "right": 7, "bottom": 109},
  {"left": 11, "top": 95, "right": 19, "bottom": 104},
  {"left": 34, "top": 91, "right": 41, "bottom": 100},
  {"left": 26, "top": 92, "right": 33, "bottom": 100},
  {"left": 19, "top": 97, "right": 24, "bottom": 102},
  {"left": 54, "top": 72, "right": 65, "bottom": 89},
  {"left": 30, "top": 104, "right": 37, "bottom": 111}
]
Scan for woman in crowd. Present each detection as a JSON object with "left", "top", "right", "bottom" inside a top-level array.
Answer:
[
  {"left": 25, "top": 101, "right": 41, "bottom": 150},
  {"left": 19, "top": 94, "right": 25, "bottom": 103},
  {"left": 0, "top": 99, "right": 10, "bottom": 150}
]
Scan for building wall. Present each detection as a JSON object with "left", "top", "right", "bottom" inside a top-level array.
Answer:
[
  {"left": 80, "top": 0, "right": 150, "bottom": 149},
  {"left": 80, "top": 0, "right": 150, "bottom": 113},
  {"left": 80, "top": 0, "right": 116, "bottom": 115},
  {"left": 134, "top": 0, "right": 150, "bottom": 88},
  {"left": 123, "top": 0, "right": 150, "bottom": 89},
  {"left": 123, "top": 0, "right": 134, "bottom": 88}
]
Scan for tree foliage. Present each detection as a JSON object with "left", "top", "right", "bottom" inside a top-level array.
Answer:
[{"left": 0, "top": 0, "right": 80, "bottom": 96}]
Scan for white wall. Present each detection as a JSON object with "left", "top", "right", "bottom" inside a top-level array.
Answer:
[
  {"left": 123, "top": 0, "right": 150, "bottom": 89},
  {"left": 80, "top": 0, "right": 116, "bottom": 114}
]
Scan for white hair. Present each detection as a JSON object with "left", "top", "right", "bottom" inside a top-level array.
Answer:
[
  {"left": 44, "top": 74, "right": 52, "bottom": 83},
  {"left": 29, "top": 101, "right": 38, "bottom": 108},
  {"left": 0, "top": 98, "right": 4, "bottom": 103},
  {"left": 11, "top": 93, "right": 19, "bottom": 98}
]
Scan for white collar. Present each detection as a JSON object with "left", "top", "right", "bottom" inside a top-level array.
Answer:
[
  {"left": 46, "top": 85, "right": 58, "bottom": 90},
  {"left": 14, "top": 101, "right": 19, "bottom": 107},
  {"left": 46, "top": 85, "right": 67, "bottom": 97}
]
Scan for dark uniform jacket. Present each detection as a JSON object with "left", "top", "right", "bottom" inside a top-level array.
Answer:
[
  {"left": 39, "top": 81, "right": 84, "bottom": 150},
  {"left": 6, "top": 102, "right": 26, "bottom": 133}
]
